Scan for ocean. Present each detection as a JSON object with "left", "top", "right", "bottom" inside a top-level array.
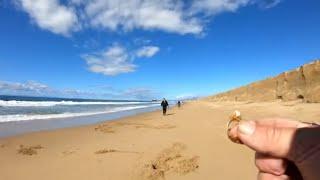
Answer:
[
  {"left": 0, "top": 95, "right": 165, "bottom": 137},
  {"left": 0, "top": 95, "right": 160, "bottom": 122}
]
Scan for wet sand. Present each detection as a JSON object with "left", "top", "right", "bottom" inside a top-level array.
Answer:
[{"left": 0, "top": 100, "right": 319, "bottom": 180}]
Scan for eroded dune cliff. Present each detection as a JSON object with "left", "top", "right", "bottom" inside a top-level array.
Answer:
[{"left": 207, "top": 60, "right": 320, "bottom": 103}]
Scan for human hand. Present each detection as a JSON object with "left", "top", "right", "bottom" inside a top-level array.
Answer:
[{"left": 228, "top": 118, "right": 320, "bottom": 180}]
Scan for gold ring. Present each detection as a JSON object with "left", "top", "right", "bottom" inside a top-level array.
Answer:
[{"left": 227, "top": 111, "right": 242, "bottom": 144}]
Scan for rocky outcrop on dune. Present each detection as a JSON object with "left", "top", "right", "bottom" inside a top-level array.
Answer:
[{"left": 207, "top": 60, "right": 320, "bottom": 103}]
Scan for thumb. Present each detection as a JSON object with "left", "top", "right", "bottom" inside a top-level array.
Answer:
[{"left": 237, "top": 121, "right": 296, "bottom": 158}]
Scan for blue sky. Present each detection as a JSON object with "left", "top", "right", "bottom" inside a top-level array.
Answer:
[{"left": 0, "top": 0, "right": 319, "bottom": 100}]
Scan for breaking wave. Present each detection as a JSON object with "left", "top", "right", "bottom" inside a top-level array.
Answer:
[
  {"left": 0, "top": 105, "right": 157, "bottom": 122},
  {"left": 0, "top": 100, "right": 154, "bottom": 107}
]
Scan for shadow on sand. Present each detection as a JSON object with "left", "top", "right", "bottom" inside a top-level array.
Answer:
[{"left": 165, "top": 113, "right": 175, "bottom": 116}]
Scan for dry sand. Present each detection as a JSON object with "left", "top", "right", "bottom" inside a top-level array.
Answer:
[{"left": 0, "top": 100, "right": 319, "bottom": 180}]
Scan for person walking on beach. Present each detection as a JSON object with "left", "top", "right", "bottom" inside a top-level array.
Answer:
[
  {"left": 161, "top": 98, "right": 169, "bottom": 115},
  {"left": 177, "top": 101, "right": 181, "bottom": 108}
]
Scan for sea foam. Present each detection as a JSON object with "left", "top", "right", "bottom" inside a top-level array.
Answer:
[
  {"left": 0, "top": 100, "right": 153, "bottom": 107},
  {"left": 0, "top": 105, "right": 157, "bottom": 122}
]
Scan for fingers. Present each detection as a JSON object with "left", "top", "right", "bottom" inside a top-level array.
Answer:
[
  {"left": 258, "top": 172, "right": 290, "bottom": 180},
  {"left": 255, "top": 118, "right": 311, "bottom": 129},
  {"left": 226, "top": 118, "right": 312, "bottom": 179},
  {"left": 235, "top": 120, "right": 296, "bottom": 158},
  {"left": 255, "top": 153, "right": 287, "bottom": 176},
  {"left": 255, "top": 153, "right": 303, "bottom": 179}
]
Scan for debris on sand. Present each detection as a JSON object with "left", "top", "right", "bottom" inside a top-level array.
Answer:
[{"left": 17, "top": 145, "right": 44, "bottom": 156}]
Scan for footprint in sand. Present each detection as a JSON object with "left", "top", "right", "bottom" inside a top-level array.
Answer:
[
  {"left": 17, "top": 145, "right": 44, "bottom": 156},
  {"left": 94, "top": 124, "right": 115, "bottom": 133},
  {"left": 139, "top": 143, "right": 199, "bottom": 180},
  {"left": 62, "top": 150, "right": 76, "bottom": 156},
  {"left": 94, "top": 122, "right": 176, "bottom": 134},
  {"left": 134, "top": 124, "right": 176, "bottom": 130},
  {"left": 95, "top": 148, "right": 140, "bottom": 155}
]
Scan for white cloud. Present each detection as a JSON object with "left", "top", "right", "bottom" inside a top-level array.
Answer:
[
  {"left": 83, "top": 44, "right": 160, "bottom": 76},
  {"left": 0, "top": 81, "right": 49, "bottom": 92},
  {"left": 256, "top": 0, "right": 282, "bottom": 8},
  {"left": 83, "top": 44, "right": 136, "bottom": 76},
  {"left": 15, "top": 0, "right": 282, "bottom": 36},
  {"left": 122, "top": 88, "right": 159, "bottom": 100},
  {"left": 175, "top": 93, "right": 198, "bottom": 100},
  {"left": 191, "top": 0, "right": 283, "bottom": 15},
  {"left": 16, "top": 0, "right": 79, "bottom": 35},
  {"left": 136, "top": 46, "right": 160, "bottom": 58},
  {"left": 191, "top": 0, "right": 251, "bottom": 15},
  {"left": 0, "top": 80, "right": 54, "bottom": 96},
  {"left": 85, "top": 0, "right": 202, "bottom": 35},
  {"left": 0, "top": 80, "right": 158, "bottom": 99}
]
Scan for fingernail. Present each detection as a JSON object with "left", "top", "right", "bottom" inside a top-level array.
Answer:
[{"left": 239, "top": 121, "right": 256, "bottom": 135}]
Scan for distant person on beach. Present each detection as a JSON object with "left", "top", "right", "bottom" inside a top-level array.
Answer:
[
  {"left": 229, "top": 118, "right": 320, "bottom": 180},
  {"left": 177, "top": 101, "right": 181, "bottom": 108},
  {"left": 161, "top": 98, "right": 169, "bottom": 115}
]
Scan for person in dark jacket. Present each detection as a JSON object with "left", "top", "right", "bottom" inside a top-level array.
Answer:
[
  {"left": 161, "top": 98, "right": 169, "bottom": 115},
  {"left": 177, "top": 101, "right": 181, "bottom": 108}
]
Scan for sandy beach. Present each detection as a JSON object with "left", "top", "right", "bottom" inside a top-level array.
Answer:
[{"left": 0, "top": 100, "right": 319, "bottom": 180}]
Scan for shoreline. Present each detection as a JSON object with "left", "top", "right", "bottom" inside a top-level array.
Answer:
[
  {"left": 0, "top": 105, "right": 161, "bottom": 138},
  {"left": 0, "top": 101, "right": 319, "bottom": 180}
]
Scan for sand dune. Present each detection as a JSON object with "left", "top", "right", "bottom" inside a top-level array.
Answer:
[{"left": 206, "top": 60, "right": 320, "bottom": 103}]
